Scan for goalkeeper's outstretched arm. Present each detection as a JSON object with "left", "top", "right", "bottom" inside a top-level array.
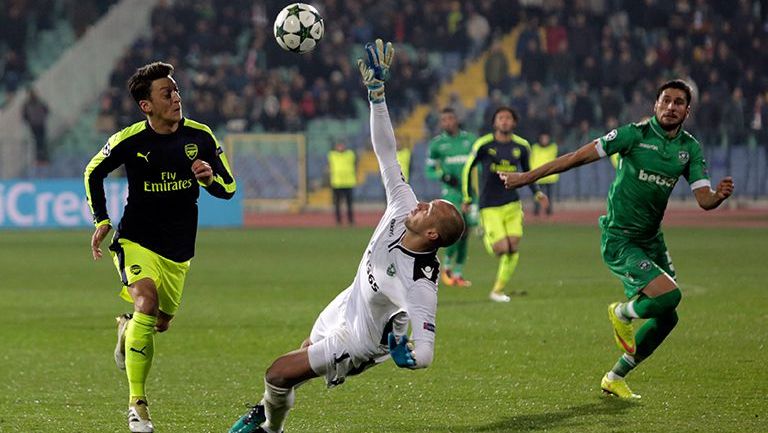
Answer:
[
  {"left": 360, "top": 38, "right": 414, "bottom": 203},
  {"left": 370, "top": 102, "right": 398, "bottom": 173},
  {"left": 359, "top": 39, "right": 398, "bottom": 173}
]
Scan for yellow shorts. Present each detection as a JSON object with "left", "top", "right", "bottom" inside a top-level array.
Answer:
[
  {"left": 110, "top": 238, "right": 191, "bottom": 316},
  {"left": 479, "top": 201, "right": 523, "bottom": 254}
]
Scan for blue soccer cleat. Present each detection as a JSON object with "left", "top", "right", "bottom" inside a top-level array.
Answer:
[{"left": 228, "top": 404, "right": 267, "bottom": 433}]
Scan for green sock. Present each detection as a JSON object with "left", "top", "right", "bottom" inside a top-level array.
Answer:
[
  {"left": 610, "top": 353, "right": 637, "bottom": 377},
  {"left": 635, "top": 309, "right": 679, "bottom": 360},
  {"left": 125, "top": 311, "right": 157, "bottom": 399},
  {"left": 453, "top": 234, "right": 468, "bottom": 276},
  {"left": 627, "top": 288, "right": 681, "bottom": 318},
  {"left": 611, "top": 310, "right": 679, "bottom": 378},
  {"left": 493, "top": 253, "right": 518, "bottom": 292}
]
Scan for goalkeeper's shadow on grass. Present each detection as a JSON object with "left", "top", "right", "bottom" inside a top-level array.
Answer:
[{"left": 469, "top": 399, "right": 636, "bottom": 432}]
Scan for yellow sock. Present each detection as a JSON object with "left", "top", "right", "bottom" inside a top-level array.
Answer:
[
  {"left": 493, "top": 252, "right": 519, "bottom": 293},
  {"left": 125, "top": 311, "right": 156, "bottom": 399}
]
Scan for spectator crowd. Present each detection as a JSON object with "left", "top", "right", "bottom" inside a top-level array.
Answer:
[
  {"left": 1, "top": 0, "right": 117, "bottom": 99},
  {"left": 4, "top": 0, "right": 768, "bottom": 170},
  {"left": 474, "top": 0, "right": 768, "bottom": 151},
  {"left": 96, "top": 0, "right": 515, "bottom": 133}
]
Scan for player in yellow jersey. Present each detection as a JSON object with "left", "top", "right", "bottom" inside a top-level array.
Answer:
[
  {"left": 84, "top": 62, "right": 236, "bottom": 432},
  {"left": 461, "top": 107, "right": 548, "bottom": 302}
]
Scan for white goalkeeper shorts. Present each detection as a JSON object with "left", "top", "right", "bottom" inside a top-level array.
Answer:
[{"left": 307, "top": 288, "right": 382, "bottom": 387}]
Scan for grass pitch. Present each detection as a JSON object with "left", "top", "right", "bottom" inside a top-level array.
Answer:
[{"left": 1, "top": 224, "right": 765, "bottom": 432}]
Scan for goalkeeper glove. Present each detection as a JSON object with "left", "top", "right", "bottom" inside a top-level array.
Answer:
[
  {"left": 441, "top": 173, "right": 459, "bottom": 187},
  {"left": 388, "top": 332, "right": 416, "bottom": 368},
  {"left": 357, "top": 39, "right": 394, "bottom": 103}
]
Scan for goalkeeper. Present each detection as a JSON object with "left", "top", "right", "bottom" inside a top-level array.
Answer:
[
  {"left": 228, "top": 39, "right": 466, "bottom": 433},
  {"left": 425, "top": 107, "right": 477, "bottom": 287}
]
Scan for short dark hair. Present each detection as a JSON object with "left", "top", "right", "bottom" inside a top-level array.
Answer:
[
  {"left": 440, "top": 107, "right": 456, "bottom": 115},
  {"left": 492, "top": 106, "right": 518, "bottom": 124},
  {"left": 128, "top": 61, "right": 175, "bottom": 105},
  {"left": 656, "top": 79, "right": 692, "bottom": 106}
]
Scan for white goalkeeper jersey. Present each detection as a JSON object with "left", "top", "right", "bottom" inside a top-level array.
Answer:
[{"left": 337, "top": 102, "right": 439, "bottom": 368}]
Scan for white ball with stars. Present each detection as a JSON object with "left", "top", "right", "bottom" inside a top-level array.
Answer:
[{"left": 273, "top": 3, "right": 324, "bottom": 54}]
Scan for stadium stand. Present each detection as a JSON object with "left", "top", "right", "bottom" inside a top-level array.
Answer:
[
  {"left": 2, "top": 0, "right": 767, "bottom": 203},
  {"left": 0, "top": 0, "right": 118, "bottom": 103}
]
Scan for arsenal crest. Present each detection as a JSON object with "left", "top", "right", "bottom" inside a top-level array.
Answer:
[{"left": 184, "top": 143, "right": 198, "bottom": 160}]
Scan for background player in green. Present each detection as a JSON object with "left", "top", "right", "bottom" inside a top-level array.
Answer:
[
  {"left": 500, "top": 80, "right": 734, "bottom": 398},
  {"left": 462, "top": 107, "right": 549, "bottom": 302},
  {"left": 425, "top": 107, "right": 476, "bottom": 287},
  {"left": 84, "top": 61, "right": 236, "bottom": 432}
]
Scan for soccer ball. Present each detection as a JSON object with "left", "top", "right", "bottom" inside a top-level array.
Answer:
[{"left": 273, "top": 3, "right": 324, "bottom": 54}]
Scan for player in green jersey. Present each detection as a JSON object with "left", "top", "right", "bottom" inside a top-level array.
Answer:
[
  {"left": 84, "top": 62, "right": 236, "bottom": 432},
  {"left": 500, "top": 80, "right": 734, "bottom": 399},
  {"left": 425, "top": 107, "right": 477, "bottom": 287}
]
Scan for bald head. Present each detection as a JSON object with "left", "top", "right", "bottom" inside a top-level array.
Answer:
[{"left": 433, "top": 200, "right": 465, "bottom": 248}]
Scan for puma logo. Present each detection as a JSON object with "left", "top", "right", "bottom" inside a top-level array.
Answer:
[
  {"left": 129, "top": 346, "right": 148, "bottom": 357},
  {"left": 137, "top": 152, "right": 150, "bottom": 163}
]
